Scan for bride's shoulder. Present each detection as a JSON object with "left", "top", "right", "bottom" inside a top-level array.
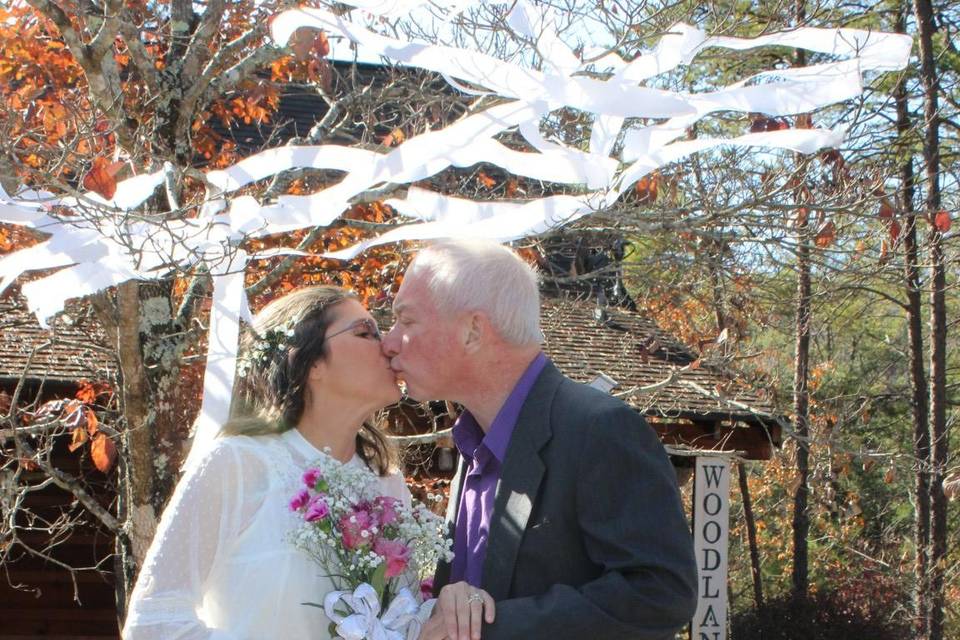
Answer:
[
  {"left": 193, "top": 433, "right": 284, "bottom": 474},
  {"left": 217, "top": 432, "right": 282, "bottom": 452}
]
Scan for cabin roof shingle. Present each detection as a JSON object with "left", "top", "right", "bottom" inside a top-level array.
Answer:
[
  {"left": 0, "top": 294, "right": 115, "bottom": 384},
  {"left": 1, "top": 288, "right": 784, "bottom": 429},
  {"left": 540, "top": 294, "right": 782, "bottom": 428}
]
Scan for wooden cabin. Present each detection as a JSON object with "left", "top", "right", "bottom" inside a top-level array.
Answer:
[{"left": 0, "top": 294, "right": 119, "bottom": 639}]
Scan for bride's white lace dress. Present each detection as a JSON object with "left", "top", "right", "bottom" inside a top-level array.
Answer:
[{"left": 123, "top": 428, "right": 410, "bottom": 640}]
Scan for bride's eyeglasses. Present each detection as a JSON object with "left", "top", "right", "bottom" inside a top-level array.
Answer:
[{"left": 326, "top": 318, "right": 382, "bottom": 342}]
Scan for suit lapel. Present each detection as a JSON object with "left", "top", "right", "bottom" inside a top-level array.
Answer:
[
  {"left": 445, "top": 456, "right": 467, "bottom": 527},
  {"left": 434, "top": 454, "right": 467, "bottom": 592},
  {"left": 481, "top": 363, "right": 561, "bottom": 600}
]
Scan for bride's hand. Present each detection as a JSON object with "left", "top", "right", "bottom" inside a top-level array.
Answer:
[{"left": 420, "top": 581, "right": 495, "bottom": 640}]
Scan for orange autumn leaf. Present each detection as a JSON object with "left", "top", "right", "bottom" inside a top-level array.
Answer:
[
  {"left": 85, "top": 408, "right": 99, "bottom": 436},
  {"left": 889, "top": 219, "right": 902, "bottom": 243},
  {"left": 878, "top": 197, "right": 895, "bottom": 219},
  {"left": 814, "top": 220, "right": 836, "bottom": 248},
  {"left": 68, "top": 426, "right": 88, "bottom": 452},
  {"left": 313, "top": 30, "right": 330, "bottom": 58},
  {"left": 768, "top": 118, "right": 790, "bottom": 131},
  {"left": 381, "top": 128, "right": 405, "bottom": 147},
  {"left": 515, "top": 247, "right": 541, "bottom": 266},
  {"left": 933, "top": 210, "right": 951, "bottom": 233},
  {"left": 91, "top": 432, "right": 117, "bottom": 473},
  {"left": 76, "top": 379, "right": 98, "bottom": 404},
  {"left": 83, "top": 156, "right": 122, "bottom": 199},
  {"left": 477, "top": 171, "right": 496, "bottom": 189},
  {"left": 635, "top": 173, "right": 658, "bottom": 204},
  {"left": 751, "top": 116, "right": 789, "bottom": 132},
  {"left": 290, "top": 28, "right": 330, "bottom": 61}
]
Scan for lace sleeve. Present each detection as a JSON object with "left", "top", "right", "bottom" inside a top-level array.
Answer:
[{"left": 123, "top": 439, "right": 255, "bottom": 640}]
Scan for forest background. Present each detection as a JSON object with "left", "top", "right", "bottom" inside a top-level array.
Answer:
[{"left": 0, "top": 0, "right": 956, "bottom": 638}]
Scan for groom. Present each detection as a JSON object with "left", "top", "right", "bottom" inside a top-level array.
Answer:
[{"left": 382, "top": 240, "right": 697, "bottom": 640}]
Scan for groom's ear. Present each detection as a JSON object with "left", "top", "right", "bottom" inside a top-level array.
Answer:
[{"left": 462, "top": 312, "right": 485, "bottom": 354}]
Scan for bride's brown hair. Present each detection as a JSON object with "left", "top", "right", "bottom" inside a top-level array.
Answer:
[{"left": 222, "top": 285, "right": 396, "bottom": 476}]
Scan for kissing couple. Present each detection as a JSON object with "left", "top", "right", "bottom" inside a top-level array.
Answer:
[{"left": 124, "top": 239, "right": 697, "bottom": 640}]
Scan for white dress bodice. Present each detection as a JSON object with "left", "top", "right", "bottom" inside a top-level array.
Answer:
[{"left": 123, "top": 429, "right": 410, "bottom": 640}]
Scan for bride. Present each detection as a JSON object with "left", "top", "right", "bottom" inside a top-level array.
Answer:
[{"left": 123, "top": 285, "right": 410, "bottom": 639}]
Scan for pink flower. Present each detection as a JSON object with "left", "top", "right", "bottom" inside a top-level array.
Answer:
[
  {"left": 302, "top": 468, "right": 322, "bottom": 489},
  {"left": 289, "top": 489, "right": 311, "bottom": 512},
  {"left": 338, "top": 508, "right": 375, "bottom": 550},
  {"left": 374, "top": 496, "right": 401, "bottom": 526},
  {"left": 419, "top": 577, "right": 434, "bottom": 600},
  {"left": 304, "top": 496, "right": 330, "bottom": 522},
  {"left": 373, "top": 538, "right": 411, "bottom": 578}
]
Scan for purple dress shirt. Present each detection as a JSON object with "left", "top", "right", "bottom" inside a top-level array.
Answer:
[{"left": 449, "top": 352, "right": 548, "bottom": 588}]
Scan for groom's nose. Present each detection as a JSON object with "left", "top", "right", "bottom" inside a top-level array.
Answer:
[{"left": 381, "top": 325, "right": 400, "bottom": 358}]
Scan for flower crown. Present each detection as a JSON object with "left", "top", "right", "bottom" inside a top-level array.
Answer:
[{"left": 237, "top": 317, "right": 298, "bottom": 377}]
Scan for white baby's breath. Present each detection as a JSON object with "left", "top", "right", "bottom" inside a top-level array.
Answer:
[{"left": 286, "top": 453, "right": 453, "bottom": 600}]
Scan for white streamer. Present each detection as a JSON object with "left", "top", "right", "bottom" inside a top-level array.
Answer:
[
  {"left": 0, "top": 7, "right": 911, "bottom": 464},
  {"left": 184, "top": 256, "right": 249, "bottom": 470}
]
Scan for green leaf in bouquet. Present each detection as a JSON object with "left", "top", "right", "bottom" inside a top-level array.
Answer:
[{"left": 370, "top": 560, "right": 388, "bottom": 600}]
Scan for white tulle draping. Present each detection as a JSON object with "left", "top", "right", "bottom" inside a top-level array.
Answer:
[{"left": 0, "top": 0, "right": 911, "bottom": 467}]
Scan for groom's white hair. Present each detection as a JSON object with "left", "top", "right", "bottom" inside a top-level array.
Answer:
[{"left": 407, "top": 239, "right": 543, "bottom": 346}]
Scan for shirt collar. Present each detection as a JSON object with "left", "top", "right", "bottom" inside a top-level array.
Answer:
[{"left": 453, "top": 352, "right": 548, "bottom": 463}]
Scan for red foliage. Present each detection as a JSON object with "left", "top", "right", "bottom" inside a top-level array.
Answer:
[
  {"left": 82, "top": 156, "right": 123, "bottom": 199},
  {"left": 90, "top": 432, "right": 117, "bottom": 473},
  {"left": 634, "top": 172, "right": 659, "bottom": 204},
  {"left": 815, "top": 220, "right": 836, "bottom": 248},
  {"left": 750, "top": 116, "right": 790, "bottom": 132},
  {"left": 932, "top": 209, "right": 951, "bottom": 233}
]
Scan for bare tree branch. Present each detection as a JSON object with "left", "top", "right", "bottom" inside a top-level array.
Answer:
[{"left": 181, "top": 0, "right": 226, "bottom": 84}]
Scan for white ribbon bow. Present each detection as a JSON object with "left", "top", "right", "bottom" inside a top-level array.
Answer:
[{"left": 323, "top": 583, "right": 423, "bottom": 640}]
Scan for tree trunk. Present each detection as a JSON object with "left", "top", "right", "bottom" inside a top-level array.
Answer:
[
  {"left": 894, "top": 7, "right": 930, "bottom": 637},
  {"left": 738, "top": 462, "right": 764, "bottom": 611},
  {"left": 115, "top": 281, "right": 156, "bottom": 613},
  {"left": 925, "top": 216, "right": 948, "bottom": 640},
  {"left": 112, "top": 280, "right": 192, "bottom": 622},
  {"left": 790, "top": 0, "right": 811, "bottom": 600},
  {"left": 791, "top": 195, "right": 812, "bottom": 601},
  {"left": 912, "top": 1, "right": 947, "bottom": 637}
]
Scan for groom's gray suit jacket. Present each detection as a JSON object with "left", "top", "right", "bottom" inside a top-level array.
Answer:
[{"left": 434, "top": 362, "right": 698, "bottom": 640}]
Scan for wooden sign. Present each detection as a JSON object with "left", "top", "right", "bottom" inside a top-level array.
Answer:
[{"left": 691, "top": 456, "right": 731, "bottom": 640}]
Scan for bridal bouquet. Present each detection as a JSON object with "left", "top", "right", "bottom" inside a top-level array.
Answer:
[{"left": 288, "top": 457, "right": 451, "bottom": 640}]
